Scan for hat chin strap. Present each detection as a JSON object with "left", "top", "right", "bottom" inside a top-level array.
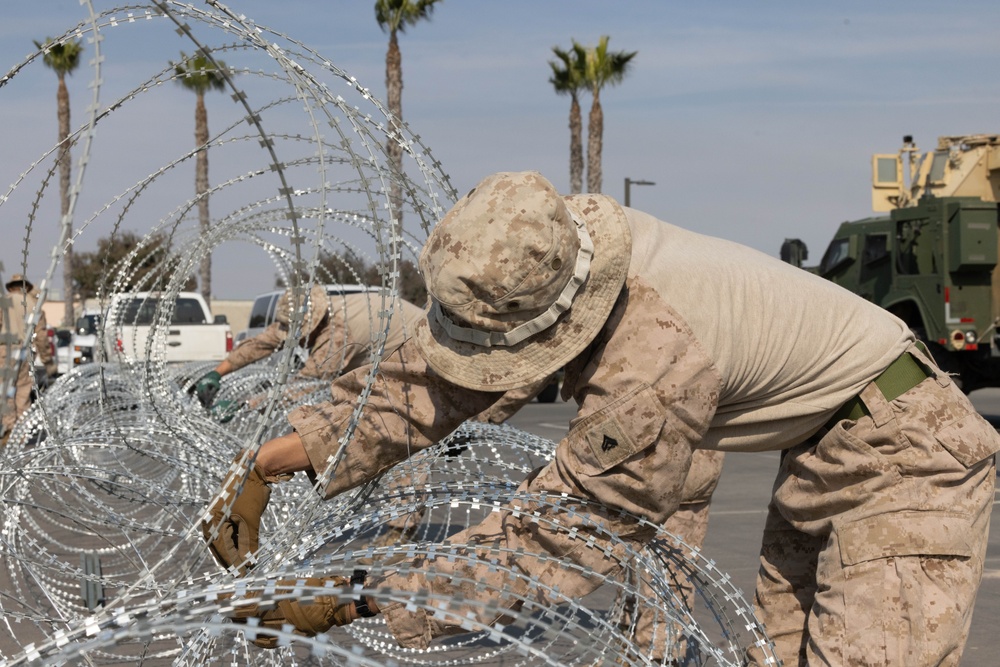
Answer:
[{"left": 431, "top": 213, "right": 594, "bottom": 348}]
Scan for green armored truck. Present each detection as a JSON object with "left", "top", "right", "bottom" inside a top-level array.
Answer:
[{"left": 784, "top": 134, "right": 1000, "bottom": 391}]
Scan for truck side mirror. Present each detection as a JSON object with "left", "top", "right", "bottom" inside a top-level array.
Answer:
[{"left": 213, "top": 314, "right": 228, "bottom": 325}]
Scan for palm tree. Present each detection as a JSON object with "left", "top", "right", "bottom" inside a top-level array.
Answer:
[
  {"left": 172, "top": 51, "right": 227, "bottom": 306},
  {"left": 375, "top": 0, "right": 441, "bottom": 227},
  {"left": 549, "top": 45, "right": 587, "bottom": 194},
  {"left": 579, "top": 36, "right": 637, "bottom": 194},
  {"left": 34, "top": 37, "right": 83, "bottom": 326}
]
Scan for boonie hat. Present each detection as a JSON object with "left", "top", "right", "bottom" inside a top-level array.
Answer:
[
  {"left": 415, "top": 171, "right": 631, "bottom": 391},
  {"left": 275, "top": 285, "right": 329, "bottom": 338},
  {"left": 5, "top": 274, "right": 33, "bottom": 292}
]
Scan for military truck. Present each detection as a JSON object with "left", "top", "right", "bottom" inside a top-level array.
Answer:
[{"left": 784, "top": 134, "right": 1000, "bottom": 392}]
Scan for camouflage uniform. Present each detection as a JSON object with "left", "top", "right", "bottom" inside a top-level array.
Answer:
[
  {"left": 472, "top": 374, "right": 553, "bottom": 424},
  {"left": 281, "top": 173, "right": 995, "bottom": 663},
  {"left": 1, "top": 278, "right": 50, "bottom": 435}
]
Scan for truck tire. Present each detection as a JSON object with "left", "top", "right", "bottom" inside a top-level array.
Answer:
[{"left": 536, "top": 380, "right": 560, "bottom": 404}]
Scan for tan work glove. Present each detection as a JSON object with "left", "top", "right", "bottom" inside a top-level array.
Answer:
[
  {"left": 250, "top": 574, "right": 377, "bottom": 648},
  {"left": 201, "top": 451, "right": 290, "bottom": 574}
]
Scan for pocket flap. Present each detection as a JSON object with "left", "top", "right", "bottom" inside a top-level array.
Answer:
[
  {"left": 570, "top": 383, "right": 666, "bottom": 474},
  {"left": 839, "top": 511, "right": 973, "bottom": 566},
  {"left": 936, "top": 412, "right": 1000, "bottom": 468}
]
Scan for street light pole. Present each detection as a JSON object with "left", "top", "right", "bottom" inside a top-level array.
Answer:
[{"left": 624, "top": 177, "right": 655, "bottom": 207}]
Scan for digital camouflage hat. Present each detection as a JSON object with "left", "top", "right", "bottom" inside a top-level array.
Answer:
[
  {"left": 275, "top": 284, "right": 329, "bottom": 339},
  {"left": 415, "top": 171, "right": 631, "bottom": 391}
]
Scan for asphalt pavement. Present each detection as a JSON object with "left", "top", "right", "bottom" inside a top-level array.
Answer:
[{"left": 506, "top": 388, "right": 1000, "bottom": 667}]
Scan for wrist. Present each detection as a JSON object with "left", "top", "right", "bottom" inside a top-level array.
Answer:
[
  {"left": 256, "top": 432, "right": 313, "bottom": 479},
  {"left": 351, "top": 569, "right": 378, "bottom": 618}
]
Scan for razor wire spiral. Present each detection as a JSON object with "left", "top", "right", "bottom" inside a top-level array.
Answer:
[{"left": 0, "top": 2, "right": 778, "bottom": 665}]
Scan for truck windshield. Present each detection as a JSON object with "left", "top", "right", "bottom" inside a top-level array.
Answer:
[
  {"left": 820, "top": 239, "right": 851, "bottom": 275},
  {"left": 119, "top": 298, "right": 207, "bottom": 325},
  {"left": 248, "top": 294, "right": 277, "bottom": 329}
]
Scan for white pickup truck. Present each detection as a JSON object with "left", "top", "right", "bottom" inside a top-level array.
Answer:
[{"left": 105, "top": 291, "right": 233, "bottom": 363}]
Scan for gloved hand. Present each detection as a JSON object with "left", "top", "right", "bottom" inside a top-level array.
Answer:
[
  {"left": 201, "top": 451, "right": 290, "bottom": 574},
  {"left": 192, "top": 370, "right": 222, "bottom": 408},
  {"left": 211, "top": 399, "right": 243, "bottom": 424},
  {"left": 250, "top": 574, "right": 371, "bottom": 649}
]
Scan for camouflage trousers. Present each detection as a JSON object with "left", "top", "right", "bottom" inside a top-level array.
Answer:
[
  {"left": 748, "top": 362, "right": 998, "bottom": 666},
  {"left": 616, "top": 449, "right": 726, "bottom": 663}
]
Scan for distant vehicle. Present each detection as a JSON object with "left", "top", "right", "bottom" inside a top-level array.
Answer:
[
  {"left": 105, "top": 291, "right": 233, "bottom": 363},
  {"left": 239, "top": 284, "right": 379, "bottom": 344},
  {"left": 54, "top": 328, "right": 77, "bottom": 376},
  {"left": 72, "top": 309, "right": 102, "bottom": 368},
  {"left": 783, "top": 134, "right": 1000, "bottom": 392},
  {"left": 535, "top": 374, "right": 562, "bottom": 403}
]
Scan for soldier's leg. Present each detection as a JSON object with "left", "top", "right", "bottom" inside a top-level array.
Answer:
[
  {"left": 746, "top": 491, "right": 821, "bottom": 667},
  {"left": 629, "top": 450, "right": 727, "bottom": 662},
  {"left": 2, "top": 375, "right": 14, "bottom": 435},
  {"left": 660, "top": 449, "right": 726, "bottom": 602},
  {"left": 772, "top": 369, "right": 996, "bottom": 666},
  {"left": 10, "top": 357, "right": 31, "bottom": 429}
]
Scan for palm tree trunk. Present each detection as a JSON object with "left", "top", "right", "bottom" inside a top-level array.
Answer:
[
  {"left": 587, "top": 92, "right": 604, "bottom": 194},
  {"left": 385, "top": 29, "right": 404, "bottom": 230},
  {"left": 195, "top": 92, "right": 211, "bottom": 305},
  {"left": 58, "top": 75, "right": 73, "bottom": 326},
  {"left": 569, "top": 93, "right": 583, "bottom": 195}
]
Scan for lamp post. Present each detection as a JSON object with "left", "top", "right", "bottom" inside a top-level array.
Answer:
[{"left": 624, "top": 177, "right": 655, "bottom": 207}]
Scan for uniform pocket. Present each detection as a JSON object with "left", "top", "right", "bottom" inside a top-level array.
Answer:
[
  {"left": 839, "top": 511, "right": 973, "bottom": 565},
  {"left": 935, "top": 412, "right": 1000, "bottom": 468},
  {"left": 567, "top": 383, "right": 666, "bottom": 475}
]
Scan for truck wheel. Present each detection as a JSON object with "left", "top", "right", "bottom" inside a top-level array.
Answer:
[{"left": 536, "top": 380, "right": 560, "bottom": 404}]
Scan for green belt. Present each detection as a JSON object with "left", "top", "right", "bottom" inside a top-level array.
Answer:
[{"left": 826, "top": 352, "right": 930, "bottom": 428}]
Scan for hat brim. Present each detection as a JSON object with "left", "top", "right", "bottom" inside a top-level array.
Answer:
[{"left": 415, "top": 194, "right": 631, "bottom": 392}]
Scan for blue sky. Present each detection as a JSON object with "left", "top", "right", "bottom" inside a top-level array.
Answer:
[{"left": 2, "top": 1, "right": 999, "bottom": 300}]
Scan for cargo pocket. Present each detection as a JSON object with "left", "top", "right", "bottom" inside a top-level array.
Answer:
[
  {"left": 839, "top": 511, "right": 974, "bottom": 565},
  {"left": 935, "top": 411, "right": 1000, "bottom": 468},
  {"left": 835, "top": 511, "right": 980, "bottom": 666}
]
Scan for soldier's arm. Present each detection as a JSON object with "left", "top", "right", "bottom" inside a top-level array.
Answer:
[
  {"left": 216, "top": 321, "right": 286, "bottom": 376},
  {"left": 275, "top": 338, "right": 500, "bottom": 498}
]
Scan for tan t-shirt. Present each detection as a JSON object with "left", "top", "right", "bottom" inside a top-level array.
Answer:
[{"left": 625, "top": 208, "right": 912, "bottom": 452}]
